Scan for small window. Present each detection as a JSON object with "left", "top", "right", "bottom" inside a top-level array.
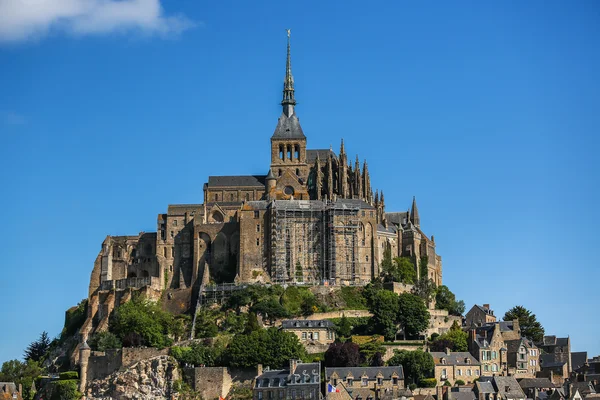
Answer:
[
  {"left": 362, "top": 377, "right": 368, "bottom": 386},
  {"left": 314, "top": 332, "right": 319, "bottom": 340},
  {"left": 366, "top": 255, "right": 369, "bottom": 262},
  {"left": 475, "top": 369, "right": 480, "bottom": 376},
  {"left": 230, "top": 193, "right": 234, "bottom": 201},
  {"left": 173, "top": 220, "right": 177, "bottom": 226},
  {"left": 294, "top": 145, "right": 300, "bottom": 160},
  {"left": 296, "top": 168, "right": 300, "bottom": 176},
  {"left": 302, "top": 332, "right": 307, "bottom": 340},
  {"left": 256, "top": 238, "right": 260, "bottom": 246},
  {"left": 170, "top": 231, "right": 174, "bottom": 238},
  {"left": 246, "top": 193, "right": 250, "bottom": 201},
  {"left": 457, "top": 369, "right": 462, "bottom": 376},
  {"left": 257, "top": 224, "right": 260, "bottom": 232},
  {"left": 467, "top": 369, "right": 472, "bottom": 376},
  {"left": 392, "top": 377, "right": 398, "bottom": 385},
  {"left": 254, "top": 210, "right": 260, "bottom": 219},
  {"left": 214, "top": 194, "right": 219, "bottom": 201},
  {"left": 370, "top": 211, "right": 374, "bottom": 217},
  {"left": 347, "top": 378, "right": 353, "bottom": 385},
  {"left": 377, "top": 377, "right": 383, "bottom": 385},
  {"left": 163, "top": 248, "right": 167, "bottom": 257}
]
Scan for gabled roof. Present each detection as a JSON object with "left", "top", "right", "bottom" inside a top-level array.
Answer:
[
  {"left": 307, "top": 149, "right": 336, "bottom": 163},
  {"left": 272, "top": 113, "right": 306, "bottom": 139},
  {"left": 256, "top": 362, "right": 320, "bottom": 388},
  {"left": 207, "top": 175, "right": 266, "bottom": 188},
  {"left": 386, "top": 212, "right": 409, "bottom": 226},
  {"left": 491, "top": 376, "right": 526, "bottom": 399},
  {"left": 518, "top": 378, "right": 555, "bottom": 389},
  {"left": 325, "top": 366, "right": 404, "bottom": 380},
  {"left": 571, "top": 351, "right": 588, "bottom": 372},
  {"left": 377, "top": 224, "right": 397, "bottom": 234},
  {"left": 448, "top": 391, "right": 477, "bottom": 400},
  {"left": 431, "top": 352, "right": 481, "bottom": 366},
  {"left": 281, "top": 320, "right": 335, "bottom": 329},
  {"left": 540, "top": 354, "right": 567, "bottom": 369}
]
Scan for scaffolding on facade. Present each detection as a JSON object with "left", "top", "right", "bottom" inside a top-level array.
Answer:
[
  {"left": 271, "top": 200, "right": 325, "bottom": 286},
  {"left": 199, "top": 282, "right": 250, "bottom": 305},
  {"left": 325, "top": 202, "right": 360, "bottom": 284}
]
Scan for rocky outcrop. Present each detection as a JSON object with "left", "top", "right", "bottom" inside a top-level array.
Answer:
[{"left": 87, "top": 355, "right": 179, "bottom": 399}]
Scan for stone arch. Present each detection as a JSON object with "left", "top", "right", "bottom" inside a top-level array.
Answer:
[{"left": 212, "top": 210, "right": 224, "bottom": 223}]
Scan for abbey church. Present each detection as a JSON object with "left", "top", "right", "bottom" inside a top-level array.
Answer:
[{"left": 83, "top": 33, "right": 442, "bottom": 338}]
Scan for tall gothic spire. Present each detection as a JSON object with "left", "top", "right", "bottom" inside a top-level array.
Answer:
[
  {"left": 282, "top": 29, "right": 296, "bottom": 117},
  {"left": 410, "top": 196, "right": 420, "bottom": 227}
]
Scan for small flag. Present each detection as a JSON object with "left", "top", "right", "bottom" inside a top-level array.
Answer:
[
  {"left": 219, "top": 397, "right": 225, "bottom": 400},
  {"left": 327, "top": 384, "right": 340, "bottom": 393}
]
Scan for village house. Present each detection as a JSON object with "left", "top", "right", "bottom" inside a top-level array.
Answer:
[
  {"left": 469, "top": 323, "right": 508, "bottom": 376},
  {"left": 431, "top": 350, "right": 482, "bottom": 386},
  {"left": 505, "top": 337, "right": 540, "bottom": 378},
  {"left": 281, "top": 319, "right": 336, "bottom": 348},
  {"left": 325, "top": 366, "right": 407, "bottom": 400},
  {"left": 253, "top": 360, "right": 321, "bottom": 400},
  {"left": 465, "top": 305, "right": 497, "bottom": 328}
]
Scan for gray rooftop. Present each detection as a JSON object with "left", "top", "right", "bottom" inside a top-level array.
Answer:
[
  {"left": 386, "top": 212, "right": 409, "bottom": 226},
  {"left": 306, "top": 149, "right": 336, "bottom": 163},
  {"left": 281, "top": 320, "right": 334, "bottom": 329},
  {"left": 272, "top": 113, "right": 306, "bottom": 139},
  {"left": 377, "top": 224, "right": 397, "bottom": 234},
  {"left": 207, "top": 175, "right": 266, "bottom": 188},
  {"left": 256, "top": 362, "right": 320, "bottom": 388},
  {"left": 325, "top": 366, "right": 404, "bottom": 380},
  {"left": 518, "top": 378, "right": 555, "bottom": 389},
  {"left": 430, "top": 352, "right": 481, "bottom": 366}
]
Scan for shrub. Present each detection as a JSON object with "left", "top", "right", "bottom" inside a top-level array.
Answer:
[
  {"left": 225, "top": 328, "right": 305, "bottom": 369},
  {"left": 409, "top": 383, "right": 417, "bottom": 391},
  {"left": 339, "top": 287, "right": 368, "bottom": 310},
  {"left": 59, "top": 371, "right": 78, "bottom": 380},
  {"left": 443, "top": 380, "right": 452, "bottom": 386},
  {"left": 420, "top": 378, "right": 438, "bottom": 388},
  {"left": 50, "top": 379, "right": 81, "bottom": 400},
  {"left": 88, "top": 331, "right": 122, "bottom": 352},
  {"left": 455, "top": 380, "right": 465, "bottom": 386},
  {"left": 64, "top": 300, "right": 88, "bottom": 338}
]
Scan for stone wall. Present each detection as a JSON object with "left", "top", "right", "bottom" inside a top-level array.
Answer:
[
  {"left": 185, "top": 367, "right": 232, "bottom": 400},
  {"left": 382, "top": 343, "right": 427, "bottom": 362},
  {"left": 86, "top": 347, "right": 169, "bottom": 383}
]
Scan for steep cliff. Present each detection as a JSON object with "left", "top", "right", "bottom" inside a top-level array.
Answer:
[{"left": 87, "top": 355, "right": 179, "bottom": 399}]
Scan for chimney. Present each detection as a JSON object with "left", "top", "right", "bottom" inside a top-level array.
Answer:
[
  {"left": 18, "top": 384, "right": 22, "bottom": 395},
  {"left": 483, "top": 304, "right": 490, "bottom": 311},
  {"left": 257, "top": 364, "right": 263, "bottom": 377},
  {"left": 446, "top": 348, "right": 451, "bottom": 356},
  {"left": 290, "top": 359, "right": 298, "bottom": 374}
]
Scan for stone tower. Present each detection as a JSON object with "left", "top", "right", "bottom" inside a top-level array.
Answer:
[{"left": 270, "top": 30, "right": 309, "bottom": 182}]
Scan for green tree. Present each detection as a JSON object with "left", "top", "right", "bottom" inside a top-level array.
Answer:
[
  {"left": 503, "top": 306, "right": 545, "bottom": 343},
  {"left": 429, "top": 321, "right": 468, "bottom": 352},
  {"left": 387, "top": 350, "right": 434, "bottom": 385},
  {"left": 359, "top": 338, "right": 386, "bottom": 366},
  {"left": 336, "top": 314, "right": 353, "bottom": 338},
  {"left": 109, "top": 295, "right": 175, "bottom": 348},
  {"left": 251, "top": 298, "right": 290, "bottom": 322},
  {"left": 0, "top": 359, "right": 43, "bottom": 400},
  {"left": 225, "top": 328, "right": 305, "bottom": 368},
  {"left": 194, "top": 309, "right": 220, "bottom": 338},
  {"left": 23, "top": 331, "right": 51, "bottom": 363},
  {"left": 419, "top": 256, "right": 429, "bottom": 279},
  {"left": 244, "top": 312, "right": 261, "bottom": 334},
  {"left": 369, "top": 290, "right": 399, "bottom": 340},
  {"left": 88, "top": 331, "right": 122, "bottom": 352},
  {"left": 171, "top": 341, "right": 221, "bottom": 367},
  {"left": 397, "top": 293, "right": 430, "bottom": 339},
  {"left": 382, "top": 257, "right": 416, "bottom": 284},
  {"left": 435, "top": 286, "right": 465, "bottom": 316},
  {"left": 412, "top": 277, "right": 437, "bottom": 305}
]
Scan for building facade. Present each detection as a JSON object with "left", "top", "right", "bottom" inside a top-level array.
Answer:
[
  {"left": 431, "top": 350, "right": 482, "bottom": 386},
  {"left": 254, "top": 360, "right": 321, "bottom": 400},
  {"left": 81, "top": 32, "right": 443, "bottom": 344}
]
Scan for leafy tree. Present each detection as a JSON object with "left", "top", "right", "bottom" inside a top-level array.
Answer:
[
  {"left": 109, "top": 295, "right": 175, "bottom": 348},
  {"left": 49, "top": 380, "right": 81, "bottom": 400},
  {"left": 397, "top": 293, "right": 430, "bottom": 339},
  {"left": 194, "top": 309, "right": 220, "bottom": 338},
  {"left": 369, "top": 290, "right": 399, "bottom": 340},
  {"left": 503, "top": 306, "right": 545, "bottom": 343},
  {"left": 0, "top": 359, "right": 43, "bottom": 400},
  {"left": 412, "top": 277, "right": 437, "bottom": 305},
  {"left": 387, "top": 349, "right": 434, "bottom": 385},
  {"left": 171, "top": 341, "right": 221, "bottom": 367},
  {"left": 429, "top": 322, "right": 468, "bottom": 352},
  {"left": 225, "top": 328, "right": 305, "bottom": 368},
  {"left": 88, "top": 331, "right": 122, "bottom": 352},
  {"left": 335, "top": 314, "right": 353, "bottom": 338},
  {"left": 362, "top": 279, "right": 384, "bottom": 308},
  {"left": 324, "top": 342, "right": 361, "bottom": 367},
  {"left": 251, "top": 298, "right": 290, "bottom": 322},
  {"left": 382, "top": 257, "right": 416, "bottom": 284},
  {"left": 358, "top": 339, "right": 386, "bottom": 366},
  {"left": 381, "top": 245, "right": 393, "bottom": 269},
  {"left": 24, "top": 331, "right": 51, "bottom": 362},
  {"left": 244, "top": 312, "right": 261, "bottom": 334},
  {"left": 435, "top": 286, "right": 465, "bottom": 316}
]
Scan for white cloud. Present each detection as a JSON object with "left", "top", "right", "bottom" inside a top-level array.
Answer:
[{"left": 0, "top": 0, "right": 196, "bottom": 43}]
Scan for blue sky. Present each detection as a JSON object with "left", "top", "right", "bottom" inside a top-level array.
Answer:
[{"left": 0, "top": 0, "right": 598, "bottom": 363}]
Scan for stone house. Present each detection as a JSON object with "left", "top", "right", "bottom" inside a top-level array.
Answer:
[
  {"left": 517, "top": 377, "right": 555, "bottom": 399},
  {"left": 478, "top": 376, "right": 526, "bottom": 400},
  {"left": 253, "top": 360, "right": 320, "bottom": 400},
  {"left": 281, "top": 319, "right": 336, "bottom": 348},
  {"left": 538, "top": 336, "right": 572, "bottom": 373},
  {"left": 0, "top": 382, "right": 22, "bottom": 400},
  {"left": 325, "top": 366, "right": 407, "bottom": 400},
  {"left": 465, "top": 305, "right": 497, "bottom": 328},
  {"left": 469, "top": 323, "right": 508, "bottom": 376},
  {"left": 538, "top": 354, "right": 569, "bottom": 386},
  {"left": 431, "top": 350, "right": 481, "bottom": 386},
  {"left": 505, "top": 337, "right": 540, "bottom": 378}
]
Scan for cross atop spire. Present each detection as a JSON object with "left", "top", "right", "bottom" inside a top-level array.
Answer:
[{"left": 282, "top": 29, "right": 296, "bottom": 116}]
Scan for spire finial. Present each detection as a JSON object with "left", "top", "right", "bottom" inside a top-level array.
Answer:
[
  {"left": 410, "top": 196, "right": 420, "bottom": 227},
  {"left": 282, "top": 29, "right": 296, "bottom": 116}
]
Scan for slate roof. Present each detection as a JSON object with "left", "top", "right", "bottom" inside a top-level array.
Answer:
[
  {"left": 505, "top": 338, "right": 536, "bottom": 354},
  {"left": 307, "top": 149, "right": 336, "bottom": 163},
  {"left": 256, "top": 362, "right": 320, "bottom": 388},
  {"left": 571, "top": 351, "right": 588, "bottom": 372},
  {"left": 246, "top": 200, "right": 269, "bottom": 210},
  {"left": 448, "top": 391, "right": 477, "bottom": 400},
  {"left": 386, "top": 212, "right": 409, "bottom": 226},
  {"left": 272, "top": 113, "right": 306, "bottom": 139},
  {"left": 325, "top": 366, "right": 404, "bottom": 380},
  {"left": 541, "top": 336, "right": 569, "bottom": 347},
  {"left": 281, "top": 320, "right": 335, "bottom": 329},
  {"left": 476, "top": 381, "right": 496, "bottom": 394},
  {"left": 331, "top": 198, "right": 374, "bottom": 210},
  {"left": 431, "top": 352, "right": 481, "bottom": 366},
  {"left": 498, "top": 321, "right": 517, "bottom": 332},
  {"left": 207, "top": 175, "right": 266, "bottom": 188},
  {"left": 540, "top": 354, "right": 566, "bottom": 368},
  {"left": 377, "top": 224, "right": 397, "bottom": 234},
  {"left": 491, "top": 376, "right": 526, "bottom": 399},
  {"left": 518, "top": 378, "right": 555, "bottom": 389},
  {"left": 570, "top": 382, "right": 596, "bottom": 396}
]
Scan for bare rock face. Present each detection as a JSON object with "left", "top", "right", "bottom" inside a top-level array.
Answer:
[{"left": 88, "top": 355, "right": 179, "bottom": 399}]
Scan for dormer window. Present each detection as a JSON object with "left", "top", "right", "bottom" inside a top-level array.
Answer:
[
  {"left": 441, "top": 358, "right": 446, "bottom": 364},
  {"left": 466, "top": 358, "right": 471, "bottom": 364}
]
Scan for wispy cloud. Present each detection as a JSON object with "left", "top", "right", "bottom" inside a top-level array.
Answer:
[
  {"left": 0, "top": 0, "right": 196, "bottom": 43},
  {"left": 1, "top": 111, "right": 27, "bottom": 125}
]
